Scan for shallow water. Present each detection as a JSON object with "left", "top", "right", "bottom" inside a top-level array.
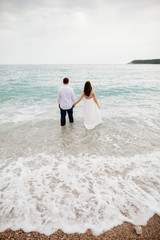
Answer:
[{"left": 0, "top": 64, "right": 160, "bottom": 235}]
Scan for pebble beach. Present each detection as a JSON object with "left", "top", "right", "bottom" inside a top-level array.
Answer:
[{"left": 0, "top": 214, "right": 160, "bottom": 240}]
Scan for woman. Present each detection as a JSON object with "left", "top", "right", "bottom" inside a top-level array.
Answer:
[{"left": 74, "top": 81, "right": 102, "bottom": 129}]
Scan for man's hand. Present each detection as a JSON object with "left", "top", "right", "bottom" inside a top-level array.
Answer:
[{"left": 58, "top": 104, "right": 60, "bottom": 108}]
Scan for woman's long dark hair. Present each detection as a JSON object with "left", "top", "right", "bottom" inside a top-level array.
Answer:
[{"left": 84, "top": 81, "right": 92, "bottom": 97}]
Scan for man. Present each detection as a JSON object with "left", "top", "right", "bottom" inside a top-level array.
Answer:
[{"left": 57, "top": 78, "right": 75, "bottom": 126}]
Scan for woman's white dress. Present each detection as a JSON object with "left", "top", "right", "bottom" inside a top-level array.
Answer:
[{"left": 84, "top": 97, "right": 102, "bottom": 129}]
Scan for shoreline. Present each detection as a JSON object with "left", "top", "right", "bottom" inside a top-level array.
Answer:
[{"left": 0, "top": 214, "right": 160, "bottom": 240}]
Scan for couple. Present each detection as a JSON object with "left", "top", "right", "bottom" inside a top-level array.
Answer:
[{"left": 57, "top": 78, "right": 102, "bottom": 130}]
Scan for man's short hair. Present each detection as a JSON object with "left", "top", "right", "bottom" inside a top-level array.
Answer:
[{"left": 63, "top": 78, "right": 69, "bottom": 84}]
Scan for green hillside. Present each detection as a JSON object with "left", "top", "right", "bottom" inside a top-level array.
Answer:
[{"left": 128, "top": 59, "right": 160, "bottom": 64}]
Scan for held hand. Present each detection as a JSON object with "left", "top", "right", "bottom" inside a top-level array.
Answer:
[{"left": 73, "top": 103, "right": 76, "bottom": 108}]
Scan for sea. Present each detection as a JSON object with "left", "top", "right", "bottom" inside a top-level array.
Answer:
[{"left": 0, "top": 64, "right": 160, "bottom": 235}]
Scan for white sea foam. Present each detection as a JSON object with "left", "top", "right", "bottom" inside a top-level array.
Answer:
[
  {"left": 0, "top": 151, "right": 160, "bottom": 235},
  {"left": 0, "top": 100, "right": 59, "bottom": 124}
]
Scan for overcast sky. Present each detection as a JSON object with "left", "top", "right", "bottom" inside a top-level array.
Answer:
[{"left": 0, "top": 0, "right": 160, "bottom": 64}]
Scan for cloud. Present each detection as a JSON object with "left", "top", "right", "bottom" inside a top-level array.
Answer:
[{"left": 0, "top": 0, "right": 160, "bottom": 63}]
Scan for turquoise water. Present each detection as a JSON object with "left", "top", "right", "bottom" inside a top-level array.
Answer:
[
  {"left": 0, "top": 64, "right": 160, "bottom": 235},
  {"left": 0, "top": 64, "right": 159, "bottom": 103}
]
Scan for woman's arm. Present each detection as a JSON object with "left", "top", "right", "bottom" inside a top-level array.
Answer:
[
  {"left": 73, "top": 92, "right": 84, "bottom": 107},
  {"left": 93, "top": 90, "right": 100, "bottom": 109}
]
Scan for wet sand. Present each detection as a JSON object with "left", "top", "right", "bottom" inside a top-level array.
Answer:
[{"left": 0, "top": 214, "right": 160, "bottom": 240}]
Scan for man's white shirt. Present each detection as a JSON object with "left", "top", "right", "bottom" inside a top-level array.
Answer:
[{"left": 57, "top": 85, "right": 75, "bottom": 110}]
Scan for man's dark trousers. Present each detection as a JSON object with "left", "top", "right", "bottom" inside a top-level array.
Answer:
[{"left": 60, "top": 107, "right": 74, "bottom": 126}]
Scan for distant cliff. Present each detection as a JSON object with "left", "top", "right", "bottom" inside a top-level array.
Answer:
[{"left": 128, "top": 59, "right": 160, "bottom": 64}]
